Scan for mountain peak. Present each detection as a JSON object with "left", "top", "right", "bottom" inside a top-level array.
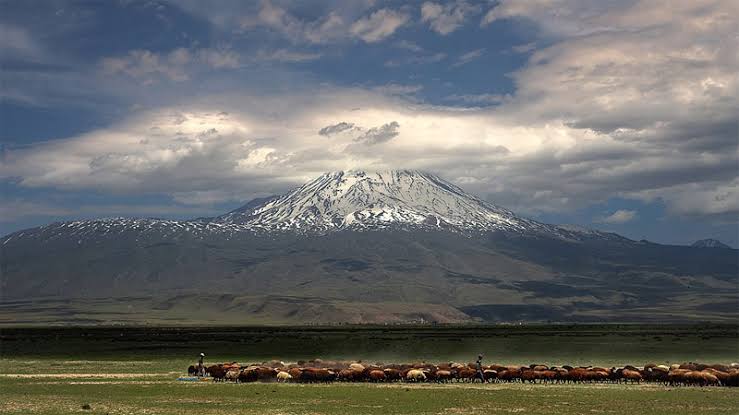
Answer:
[
  {"left": 217, "top": 169, "right": 539, "bottom": 234},
  {"left": 691, "top": 239, "right": 731, "bottom": 249}
]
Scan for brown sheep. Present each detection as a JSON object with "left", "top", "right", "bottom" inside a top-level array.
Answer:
[
  {"left": 288, "top": 367, "right": 302, "bottom": 379},
  {"left": 456, "top": 368, "right": 477, "bottom": 382},
  {"left": 368, "top": 370, "right": 386, "bottom": 382},
  {"left": 436, "top": 370, "right": 453, "bottom": 383},
  {"left": 383, "top": 368, "right": 402, "bottom": 382},
  {"left": 337, "top": 368, "right": 359, "bottom": 382},
  {"left": 668, "top": 369, "right": 691, "bottom": 386},
  {"left": 238, "top": 368, "right": 258, "bottom": 383},
  {"left": 725, "top": 369, "right": 739, "bottom": 387},
  {"left": 483, "top": 369, "right": 497, "bottom": 382},
  {"left": 207, "top": 365, "right": 227, "bottom": 382},
  {"left": 622, "top": 369, "right": 642, "bottom": 383},
  {"left": 300, "top": 368, "right": 334, "bottom": 383},
  {"left": 521, "top": 370, "right": 538, "bottom": 383},
  {"left": 497, "top": 368, "right": 522, "bottom": 382}
]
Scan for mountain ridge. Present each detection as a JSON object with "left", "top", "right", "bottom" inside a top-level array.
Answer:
[
  {"left": 1, "top": 170, "right": 625, "bottom": 244},
  {"left": 1, "top": 170, "right": 736, "bottom": 324}
]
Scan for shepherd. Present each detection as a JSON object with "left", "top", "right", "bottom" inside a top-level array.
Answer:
[
  {"left": 197, "top": 353, "right": 205, "bottom": 377},
  {"left": 474, "top": 354, "right": 485, "bottom": 383}
]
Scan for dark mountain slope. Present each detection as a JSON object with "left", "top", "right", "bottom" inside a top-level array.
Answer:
[{"left": 1, "top": 170, "right": 737, "bottom": 324}]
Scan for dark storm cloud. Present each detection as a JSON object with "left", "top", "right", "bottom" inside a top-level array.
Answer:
[
  {"left": 318, "top": 122, "right": 355, "bottom": 137},
  {"left": 355, "top": 121, "right": 400, "bottom": 145}
]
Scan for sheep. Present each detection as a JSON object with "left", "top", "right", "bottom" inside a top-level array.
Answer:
[
  {"left": 225, "top": 368, "right": 240, "bottom": 382},
  {"left": 435, "top": 370, "right": 453, "bottom": 383},
  {"left": 383, "top": 368, "right": 402, "bottom": 382},
  {"left": 456, "top": 368, "right": 477, "bottom": 382},
  {"left": 288, "top": 367, "right": 302, "bottom": 380},
  {"left": 349, "top": 363, "right": 365, "bottom": 373},
  {"left": 406, "top": 369, "right": 427, "bottom": 382},
  {"left": 368, "top": 370, "right": 386, "bottom": 382},
  {"left": 483, "top": 369, "right": 497, "bottom": 383},
  {"left": 621, "top": 369, "right": 643, "bottom": 383},
  {"left": 497, "top": 368, "right": 522, "bottom": 383},
  {"left": 276, "top": 371, "right": 292, "bottom": 382}
]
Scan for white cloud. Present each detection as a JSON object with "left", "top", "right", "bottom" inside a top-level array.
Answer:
[
  {"left": 249, "top": 1, "right": 347, "bottom": 44},
  {"left": 2, "top": 1, "right": 737, "bottom": 223},
  {"left": 100, "top": 46, "right": 321, "bottom": 84},
  {"left": 350, "top": 9, "right": 410, "bottom": 43},
  {"left": 255, "top": 49, "right": 322, "bottom": 63},
  {"left": 238, "top": 2, "right": 408, "bottom": 44},
  {"left": 421, "top": 1, "right": 480, "bottom": 35},
  {"left": 2, "top": 78, "right": 737, "bottom": 219},
  {"left": 597, "top": 209, "right": 637, "bottom": 224},
  {"left": 394, "top": 40, "right": 423, "bottom": 52},
  {"left": 101, "top": 48, "right": 234, "bottom": 83},
  {"left": 453, "top": 48, "right": 484, "bottom": 67},
  {"left": 446, "top": 93, "right": 507, "bottom": 105}
]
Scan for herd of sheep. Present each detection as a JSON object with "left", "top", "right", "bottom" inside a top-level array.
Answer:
[{"left": 188, "top": 359, "right": 739, "bottom": 387}]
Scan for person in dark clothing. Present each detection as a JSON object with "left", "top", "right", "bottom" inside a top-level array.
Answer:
[
  {"left": 197, "top": 353, "right": 205, "bottom": 377},
  {"left": 475, "top": 354, "right": 485, "bottom": 383}
]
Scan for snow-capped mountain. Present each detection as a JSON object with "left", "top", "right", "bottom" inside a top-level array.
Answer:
[
  {"left": 691, "top": 239, "right": 731, "bottom": 249},
  {"left": 218, "top": 170, "right": 550, "bottom": 234},
  {"left": 2, "top": 170, "right": 737, "bottom": 324},
  {"left": 3, "top": 170, "right": 616, "bottom": 243}
]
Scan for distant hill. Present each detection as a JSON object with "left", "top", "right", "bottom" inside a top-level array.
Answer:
[
  {"left": 1, "top": 170, "right": 737, "bottom": 325},
  {"left": 691, "top": 239, "right": 731, "bottom": 249}
]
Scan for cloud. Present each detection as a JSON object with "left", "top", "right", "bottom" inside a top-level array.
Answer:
[
  {"left": 355, "top": 121, "right": 400, "bottom": 145},
  {"left": 2, "top": 1, "right": 737, "bottom": 225},
  {"left": 453, "top": 48, "right": 484, "bottom": 67},
  {"left": 394, "top": 40, "right": 423, "bottom": 52},
  {"left": 100, "top": 46, "right": 321, "bottom": 84},
  {"left": 421, "top": 1, "right": 480, "bottom": 35},
  {"left": 255, "top": 49, "right": 322, "bottom": 63},
  {"left": 237, "top": 2, "right": 408, "bottom": 44},
  {"left": 597, "top": 209, "right": 637, "bottom": 224},
  {"left": 2, "top": 81, "right": 736, "bottom": 221},
  {"left": 249, "top": 1, "right": 347, "bottom": 44},
  {"left": 512, "top": 42, "right": 536, "bottom": 53},
  {"left": 371, "top": 84, "right": 423, "bottom": 96},
  {"left": 319, "top": 122, "right": 356, "bottom": 137},
  {"left": 101, "top": 48, "right": 239, "bottom": 83},
  {"left": 445, "top": 93, "right": 507, "bottom": 105},
  {"left": 350, "top": 8, "right": 410, "bottom": 43}
]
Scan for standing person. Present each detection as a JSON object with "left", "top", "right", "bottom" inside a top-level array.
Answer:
[
  {"left": 197, "top": 353, "right": 205, "bottom": 377},
  {"left": 475, "top": 354, "right": 485, "bottom": 383}
]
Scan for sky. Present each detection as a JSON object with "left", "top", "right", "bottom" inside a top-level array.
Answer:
[{"left": 0, "top": 0, "right": 737, "bottom": 247}]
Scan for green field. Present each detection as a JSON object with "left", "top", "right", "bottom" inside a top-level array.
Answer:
[
  {"left": 1, "top": 360, "right": 738, "bottom": 415},
  {"left": 1, "top": 325, "right": 738, "bottom": 414}
]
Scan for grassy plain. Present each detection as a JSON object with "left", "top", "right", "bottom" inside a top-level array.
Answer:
[{"left": 1, "top": 325, "right": 737, "bottom": 414}]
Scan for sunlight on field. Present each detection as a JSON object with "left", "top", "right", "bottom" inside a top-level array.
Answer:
[{"left": 1, "top": 358, "right": 738, "bottom": 415}]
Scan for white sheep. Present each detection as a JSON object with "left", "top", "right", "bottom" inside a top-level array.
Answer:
[
  {"left": 406, "top": 369, "right": 427, "bottom": 382},
  {"left": 276, "top": 371, "right": 292, "bottom": 382}
]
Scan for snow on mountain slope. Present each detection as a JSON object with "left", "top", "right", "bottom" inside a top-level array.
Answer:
[
  {"left": 218, "top": 170, "right": 550, "bottom": 234},
  {"left": 691, "top": 239, "right": 731, "bottom": 249},
  {"left": 1, "top": 170, "right": 624, "bottom": 243}
]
